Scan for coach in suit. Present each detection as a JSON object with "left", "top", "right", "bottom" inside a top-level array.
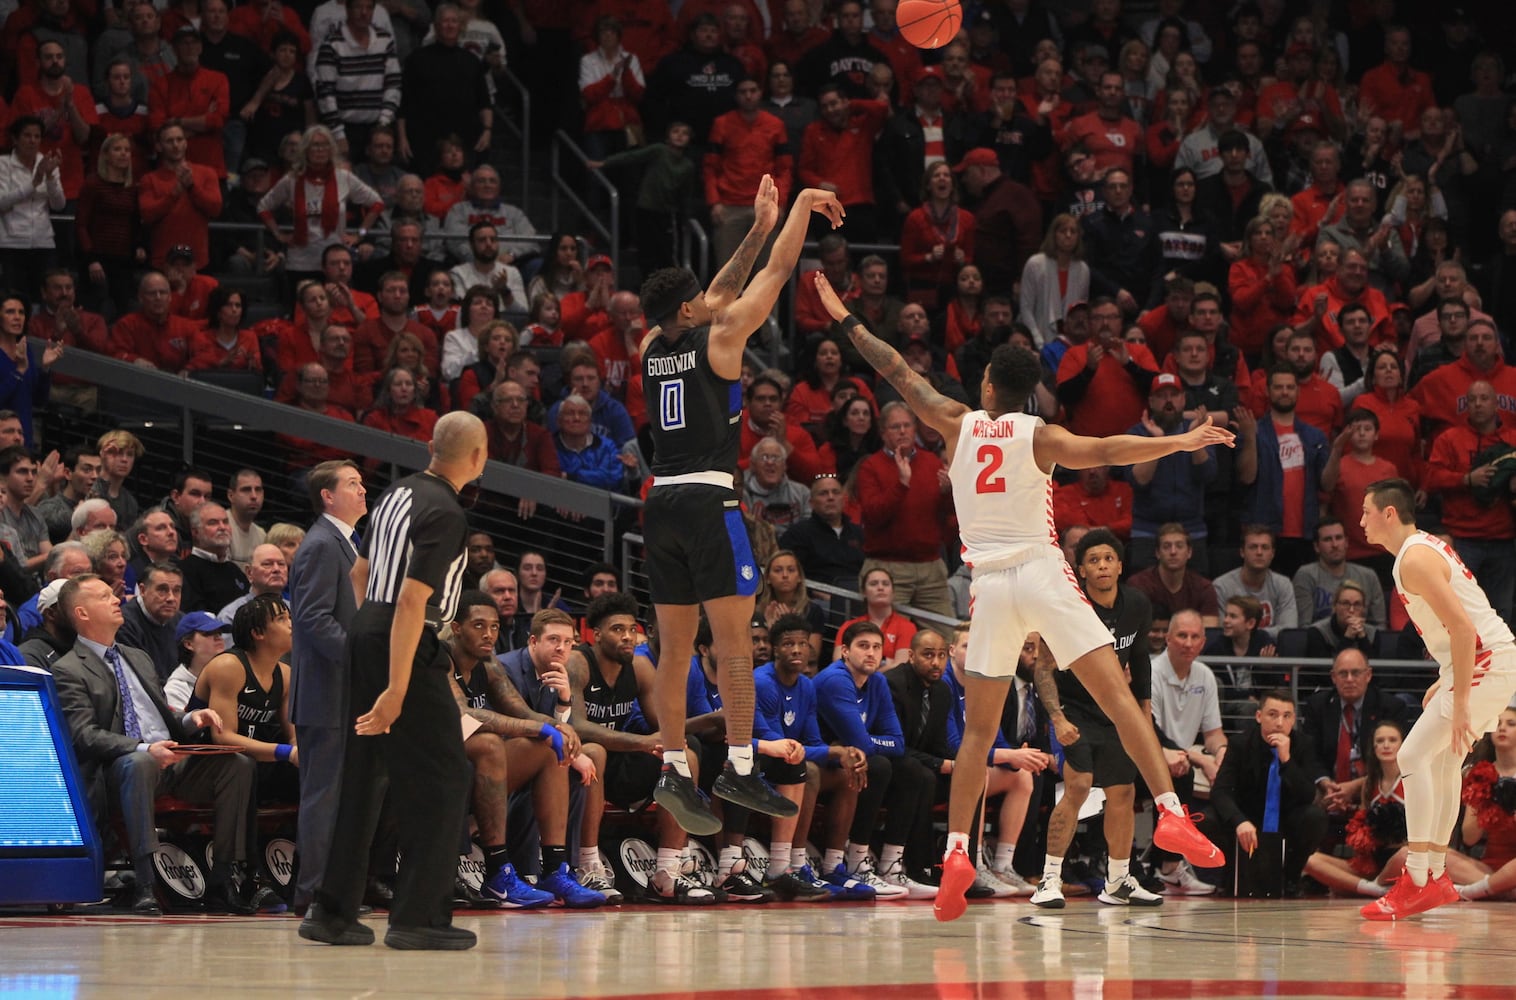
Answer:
[
  {"left": 51, "top": 574, "right": 255, "bottom": 916},
  {"left": 288, "top": 460, "right": 367, "bottom": 911},
  {"left": 1300, "top": 648, "right": 1409, "bottom": 809}
]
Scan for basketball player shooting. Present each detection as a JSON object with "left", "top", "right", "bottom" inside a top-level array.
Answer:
[
  {"left": 812, "top": 272, "right": 1233, "bottom": 921},
  {"left": 635, "top": 177, "right": 846, "bottom": 835},
  {"left": 1358, "top": 478, "right": 1516, "bottom": 920}
]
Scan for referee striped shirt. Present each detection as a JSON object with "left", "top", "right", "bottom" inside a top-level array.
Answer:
[{"left": 362, "top": 471, "right": 470, "bottom": 621}]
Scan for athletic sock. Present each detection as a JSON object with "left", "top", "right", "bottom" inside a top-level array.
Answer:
[
  {"left": 1358, "top": 879, "right": 1389, "bottom": 897},
  {"left": 727, "top": 744, "right": 755, "bottom": 776},
  {"left": 879, "top": 844, "right": 904, "bottom": 871},
  {"left": 541, "top": 845, "right": 567, "bottom": 873},
  {"left": 844, "top": 842, "right": 870, "bottom": 872},
  {"left": 1460, "top": 876, "right": 1492, "bottom": 900},
  {"left": 718, "top": 846, "right": 742, "bottom": 879},
  {"left": 945, "top": 831, "right": 969, "bottom": 859},
  {"left": 1405, "top": 850, "right": 1429, "bottom": 887},
  {"left": 823, "top": 848, "right": 845, "bottom": 872},
  {"left": 994, "top": 842, "right": 1016, "bottom": 870},
  {"left": 769, "top": 841, "right": 792, "bottom": 877},
  {"left": 577, "top": 847, "right": 601, "bottom": 871},
  {"left": 1155, "top": 792, "right": 1184, "bottom": 816},
  {"left": 1108, "top": 858, "right": 1130, "bottom": 884},
  {"left": 792, "top": 848, "right": 811, "bottom": 872},
  {"left": 1428, "top": 850, "right": 1447, "bottom": 879},
  {"left": 483, "top": 844, "right": 510, "bottom": 880},
  {"left": 1043, "top": 855, "right": 1064, "bottom": 882},
  {"left": 662, "top": 748, "right": 692, "bottom": 778},
  {"left": 656, "top": 847, "right": 682, "bottom": 877}
]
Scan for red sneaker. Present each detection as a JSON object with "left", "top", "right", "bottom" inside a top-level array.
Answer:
[
  {"left": 1431, "top": 874, "right": 1460, "bottom": 908},
  {"left": 1361, "top": 876, "right": 1445, "bottom": 921},
  {"left": 934, "top": 848, "right": 975, "bottom": 923},
  {"left": 1153, "top": 809, "right": 1223, "bottom": 868}
]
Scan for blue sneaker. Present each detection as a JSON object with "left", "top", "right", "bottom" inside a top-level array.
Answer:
[
  {"left": 538, "top": 863, "right": 606, "bottom": 909},
  {"left": 482, "top": 863, "right": 554, "bottom": 909},
  {"left": 820, "top": 863, "right": 878, "bottom": 900}
]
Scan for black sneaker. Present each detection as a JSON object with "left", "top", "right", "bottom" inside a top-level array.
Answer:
[
  {"left": 766, "top": 869, "right": 833, "bottom": 902},
  {"left": 719, "top": 860, "right": 776, "bottom": 903},
  {"left": 453, "top": 877, "right": 503, "bottom": 910},
  {"left": 298, "top": 903, "right": 374, "bottom": 946},
  {"left": 653, "top": 765, "right": 722, "bottom": 836},
  {"left": 384, "top": 925, "right": 477, "bottom": 951},
  {"left": 712, "top": 761, "right": 799, "bottom": 818},
  {"left": 648, "top": 868, "right": 718, "bottom": 905}
]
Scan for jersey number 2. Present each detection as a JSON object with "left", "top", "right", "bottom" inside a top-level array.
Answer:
[
  {"left": 975, "top": 445, "right": 1006, "bottom": 494},
  {"left": 659, "top": 379, "right": 686, "bottom": 431}
]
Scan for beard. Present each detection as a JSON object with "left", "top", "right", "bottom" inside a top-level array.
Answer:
[{"left": 1153, "top": 407, "right": 1182, "bottom": 432}]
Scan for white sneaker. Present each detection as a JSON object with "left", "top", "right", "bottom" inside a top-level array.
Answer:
[
  {"left": 1098, "top": 873, "right": 1164, "bottom": 906},
  {"left": 1157, "top": 861, "right": 1216, "bottom": 896},
  {"left": 988, "top": 865, "right": 1036, "bottom": 897},
  {"left": 974, "top": 864, "right": 1016, "bottom": 899},
  {"left": 847, "top": 858, "right": 910, "bottom": 899},
  {"left": 878, "top": 859, "right": 937, "bottom": 899},
  {"left": 1030, "top": 873, "right": 1066, "bottom": 909},
  {"left": 575, "top": 863, "right": 624, "bottom": 904}
]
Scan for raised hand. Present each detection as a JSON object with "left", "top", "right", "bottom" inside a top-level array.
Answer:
[
  {"left": 753, "top": 173, "right": 780, "bottom": 230},
  {"left": 812, "top": 271, "right": 851, "bottom": 322},
  {"left": 1180, "top": 414, "right": 1236, "bottom": 450},
  {"left": 804, "top": 188, "right": 846, "bottom": 229}
]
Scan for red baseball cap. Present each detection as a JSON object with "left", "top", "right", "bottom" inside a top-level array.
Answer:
[
  {"left": 586, "top": 254, "right": 614, "bottom": 271},
  {"left": 1151, "top": 373, "right": 1184, "bottom": 394}
]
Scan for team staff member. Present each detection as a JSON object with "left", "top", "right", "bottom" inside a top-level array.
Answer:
[{"left": 301, "top": 412, "right": 487, "bottom": 951}]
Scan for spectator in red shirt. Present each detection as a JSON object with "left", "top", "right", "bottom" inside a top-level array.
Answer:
[
  {"left": 1289, "top": 141, "right": 1345, "bottom": 248},
  {"left": 228, "top": 0, "right": 311, "bottom": 58},
  {"left": 277, "top": 362, "right": 356, "bottom": 468},
  {"left": 1228, "top": 217, "right": 1298, "bottom": 359},
  {"left": 577, "top": 15, "right": 646, "bottom": 160},
  {"left": 314, "top": 243, "right": 377, "bottom": 329},
  {"left": 765, "top": 0, "right": 828, "bottom": 71},
  {"left": 832, "top": 565, "right": 917, "bottom": 667},
  {"left": 557, "top": 254, "right": 615, "bottom": 342},
  {"left": 1061, "top": 70, "right": 1142, "bottom": 178},
  {"left": 91, "top": 59, "right": 152, "bottom": 181},
  {"left": 276, "top": 325, "right": 372, "bottom": 415},
  {"left": 585, "top": 290, "right": 643, "bottom": 401},
  {"left": 28, "top": 268, "right": 108, "bottom": 355},
  {"left": 138, "top": 123, "right": 222, "bottom": 270},
  {"left": 164, "top": 245, "right": 219, "bottom": 321},
  {"left": 1056, "top": 297, "right": 1160, "bottom": 438},
  {"left": 187, "top": 285, "right": 261, "bottom": 373},
  {"left": 704, "top": 77, "right": 792, "bottom": 267},
  {"left": 794, "top": 234, "right": 859, "bottom": 336},
  {"left": 1356, "top": 26, "right": 1434, "bottom": 141},
  {"left": 354, "top": 270, "right": 440, "bottom": 379},
  {"left": 1290, "top": 249, "right": 1392, "bottom": 351},
  {"left": 854, "top": 401, "right": 953, "bottom": 617},
  {"left": 899, "top": 159, "right": 976, "bottom": 310},
  {"left": 1411, "top": 319, "right": 1516, "bottom": 441},
  {"left": 148, "top": 28, "right": 230, "bottom": 178},
  {"left": 10, "top": 39, "right": 97, "bottom": 201},
  {"left": 1053, "top": 464, "right": 1134, "bottom": 541},
  {"left": 484, "top": 380, "right": 560, "bottom": 476},
  {"left": 798, "top": 83, "right": 889, "bottom": 242},
  {"left": 361, "top": 366, "right": 437, "bottom": 442},
  {"left": 718, "top": 2, "right": 766, "bottom": 80},
  {"left": 1321, "top": 408, "right": 1400, "bottom": 565},
  {"left": 109, "top": 271, "right": 195, "bottom": 371},
  {"left": 739, "top": 374, "right": 824, "bottom": 483},
  {"left": 1275, "top": 328, "right": 1343, "bottom": 437}
]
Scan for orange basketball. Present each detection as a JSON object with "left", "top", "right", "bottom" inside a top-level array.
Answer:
[{"left": 897, "top": 0, "right": 962, "bottom": 50}]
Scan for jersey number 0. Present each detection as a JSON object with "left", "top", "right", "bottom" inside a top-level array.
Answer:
[{"left": 659, "top": 379, "right": 686, "bottom": 431}]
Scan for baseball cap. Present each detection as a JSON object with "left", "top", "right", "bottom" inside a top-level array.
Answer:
[
  {"left": 36, "top": 580, "right": 66, "bottom": 613},
  {"left": 913, "top": 65, "right": 945, "bottom": 87},
  {"left": 586, "top": 254, "right": 614, "bottom": 272},
  {"left": 953, "top": 148, "right": 1000, "bottom": 173},
  {"left": 175, "top": 611, "right": 230, "bottom": 643},
  {"left": 172, "top": 24, "right": 202, "bottom": 42},
  {"left": 1289, "top": 113, "right": 1323, "bottom": 136},
  {"left": 1151, "top": 372, "right": 1184, "bottom": 394}
]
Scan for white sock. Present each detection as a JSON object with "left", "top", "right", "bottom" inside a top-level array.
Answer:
[
  {"left": 1358, "top": 879, "right": 1389, "bottom": 897},
  {"left": 995, "top": 842, "right": 1016, "bottom": 870},
  {"left": 823, "top": 848, "right": 845, "bottom": 872},
  {"left": 791, "top": 847, "right": 810, "bottom": 872},
  {"left": 727, "top": 744, "right": 754, "bottom": 776},
  {"left": 578, "top": 847, "right": 601, "bottom": 871},
  {"left": 1405, "top": 851, "right": 1429, "bottom": 887},
  {"left": 1429, "top": 850, "right": 1447, "bottom": 879},
  {"left": 656, "top": 847, "right": 682, "bottom": 876},
  {"left": 1043, "top": 855, "right": 1063, "bottom": 881},
  {"left": 944, "top": 831, "right": 969, "bottom": 860},
  {"left": 844, "top": 842, "right": 870, "bottom": 872},
  {"left": 1155, "top": 792, "right": 1183, "bottom": 816},
  {"left": 718, "top": 846, "right": 742, "bottom": 879},
  {"left": 769, "top": 841, "right": 792, "bottom": 876},
  {"left": 1108, "top": 858, "right": 1130, "bottom": 884},
  {"left": 1460, "top": 876, "right": 1492, "bottom": 900},
  {"left": 662, "top": 749, "right": 691, "bottom": 778},
  {"left": 879, "top": 843, "right": 904, "bottom": 870}
]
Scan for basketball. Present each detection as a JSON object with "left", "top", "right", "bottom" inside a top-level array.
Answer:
[{"left": 897, "top": 0, "right": 962, "bottom": 49}]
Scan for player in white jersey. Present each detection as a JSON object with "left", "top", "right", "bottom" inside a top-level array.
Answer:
[
  {"left": 812, "top": 275, "right": 1235, "bottom": 921},
  {"left": 1360, "top": 477, "right": 1516, "bottom": 920}
]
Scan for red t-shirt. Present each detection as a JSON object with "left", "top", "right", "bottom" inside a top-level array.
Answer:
[
  {"left": 1274, "top": 419, "right": 1306, "bottom": 539},
  {"left": 1331, "top": 453, "right": 1400, "bottom": 560},
  {"left": 834, "top": 612, "right": 917, "bottom": 661}
]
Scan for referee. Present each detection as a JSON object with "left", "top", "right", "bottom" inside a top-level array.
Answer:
[{"left": 300, "top": 412, "right": 488, "bottom": 951}]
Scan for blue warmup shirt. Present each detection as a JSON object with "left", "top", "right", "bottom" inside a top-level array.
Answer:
[
  {"left": 754, "top": 662, "right": 830, "bottom": 764},
  {"left": 813, "top": 660, "right": 904, "bottom": 757},
  {"left": 943, "top": 661, "right": 1012, "bottom": 765}
]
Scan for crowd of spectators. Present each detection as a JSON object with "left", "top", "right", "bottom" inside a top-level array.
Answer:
[{"left": 8, "top": 0, "right": 1516, "bottom": 911}]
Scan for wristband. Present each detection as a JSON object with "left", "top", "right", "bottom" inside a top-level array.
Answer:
[
  {"left": 839, "top": 315, "right": 863, "bottom": 334},
  {"left": 555, "top": 696, "right": 572, "bottom": 707},
  {"left": 537, "top": 723, "right": 565, "bottom": 762},
  {"left": 275, "top": 743, "right": 293, "bottom": 762}
]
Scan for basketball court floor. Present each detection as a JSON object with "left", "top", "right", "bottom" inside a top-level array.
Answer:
[{"left": 2, "top": 897, "right": 1514, "bottom": 999}]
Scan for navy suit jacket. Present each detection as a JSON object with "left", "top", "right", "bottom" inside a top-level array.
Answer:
[{"left": 288, "top": 515, "right": 359, "bottom": 729}]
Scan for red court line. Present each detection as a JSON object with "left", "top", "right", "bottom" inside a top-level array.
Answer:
[{"left": 590, "top": 981, "right": 1512, "bottom": 1000}]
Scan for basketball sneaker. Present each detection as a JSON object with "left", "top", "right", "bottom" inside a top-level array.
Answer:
[
  {"left": 848, "top": 857, "right": 910, "bottom": 900},
  {"left": 1030, "top": 873, "right": 1066, "bottom": 909},
  {"left": 649, "top": 868, "right": 719, "bottom": 905},
  {"left": 575, "top": 862, "right": 624, "bottom": 904},
  {"left": 766, "top": 867, "right": 833, "bottom": 902},
  {"left": 879, "top": 859, "right": 938, "bottom": 899},
  {"left": 719, "top": 859, "right": 777, "bottom": 903},
  {"left": 539, "top": 863, "right": 607, "bottom": 909},
  {"left": 713, "top": 762, "right": 799, "bottom": 818},
  {"left": 985, "top": 865, "right": 1036, "bottom": 897},
  {"left": 1431, "top": 874, "right": 1460, "bottom": 907},
  {"left": 1099, "top": 873, "right": 1164, "bottom": 907},
  {"left": 1361, "top": 874, "right": 1457, "bottom": 921},
  {"left": 1153, "top": 809, "right": 1223, "bottom": 868},
  {"left": 934, "top": 847, "right": 975, "bottom": 921},
  {"left": 653, "top": 765, "right": 722, "bottom": 836},
  {"left": 483, "top": 863, "right": 555, "bottom": 909},
  {"left": 1157, "top": 861, "right": 1217, "bottom": 895},
  {"left": 820, "top": 863, "right": 879, "bottom": 900}
]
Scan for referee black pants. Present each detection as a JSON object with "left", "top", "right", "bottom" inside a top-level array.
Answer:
[{"left": 314, "top": 603, "right": 471, "bottom": 928}]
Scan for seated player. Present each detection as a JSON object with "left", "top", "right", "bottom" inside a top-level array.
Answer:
[
  {"left": 814, "top": 621, "right": 937, "bottom": 899},
  {"left": 444, "top": 591, "right": 604, "bottom": 909},
  {"left": 565, "top": 593, "right": 714, "bottom": 904}
]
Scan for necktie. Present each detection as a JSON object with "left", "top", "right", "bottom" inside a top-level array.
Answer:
[
  {"left": 1263, "top": 747, "right": 1282, "bottom": 834},
  {"left": 1020, "top": 683, "right": 1036, "bottom": 742},
  {"left": 106, "top": 646, "right": 143, "bottom": 741},
  {"left": 1334, "top": 703, "right": 1355, "bottom": 783},
  {"left": 916, "top": 687, "right": 931, "bottom": 742},
  {"left": 350, "top": 529, "right": 362, "bottom": 551}
]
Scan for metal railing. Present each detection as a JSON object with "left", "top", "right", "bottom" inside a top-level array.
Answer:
[
  {"left": 497, "top": 68, "right": 533, "bottom": 209},
  {"left": 1185, "top": 653, "right": 1438, "bottom": 736},
  {"left": 682, "top": 217, "right": 711, "bottom": 284},
  {"left": 549, "top": 130, "right": 619, "bottom": 277}
]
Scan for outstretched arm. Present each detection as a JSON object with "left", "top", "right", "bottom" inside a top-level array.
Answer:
[
  {"left": 816, "top": 272, "right": 968, "bottom": 441},
  {"left": 1033, "top": 420, "right": 1234, "bottom": 473}
]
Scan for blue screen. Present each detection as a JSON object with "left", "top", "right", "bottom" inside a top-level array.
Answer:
[{"left": 0, "top": 690, "right": 85, "bottom": 848}]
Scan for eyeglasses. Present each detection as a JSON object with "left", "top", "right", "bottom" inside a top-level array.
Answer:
[{"left": 755, "top": 455, "right": 785, "bottom": 465}]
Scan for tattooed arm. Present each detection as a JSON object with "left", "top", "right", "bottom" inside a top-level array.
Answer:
[
  {"left": 1033, "top": 637, "right": 1080, "bottom": 747},
  {"left": 813, "top": 271, "right": 969, "bottom": 443}
]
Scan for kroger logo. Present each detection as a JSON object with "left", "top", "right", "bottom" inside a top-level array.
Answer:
[
  {"left": 154, "top": 844, "right": 205, "bottom": 900},
  {"left": 618, "top": 837, "right": 658, "bottom": 888},
  {"left": 265, "top": 839, "right": 295, "bottom": 885},
  {"left": 457, "top": 845, "right": 486, "bottom": 891}
]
